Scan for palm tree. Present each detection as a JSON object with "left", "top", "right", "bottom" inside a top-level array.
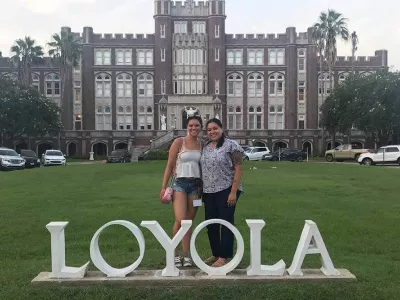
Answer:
[
  {"left": 47, "top": 29, "right": 82, "bottom": 133},
  {"left": 10, "top": 36, "right": 44, "bottom": 86},
  {"left": 351, "top": 31, "right": 359, "bottom": 74},
  {"left": 313, "top": 9, "right": 349, "bottom": 153}
]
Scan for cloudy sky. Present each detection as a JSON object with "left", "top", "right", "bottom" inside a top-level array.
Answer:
[{"left": 0, "top": 0, "right": 398, "bottom": 70}]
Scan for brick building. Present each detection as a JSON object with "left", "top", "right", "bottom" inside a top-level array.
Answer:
[{"left": 0, "top": 0, "right": 388, "bottom": 158}]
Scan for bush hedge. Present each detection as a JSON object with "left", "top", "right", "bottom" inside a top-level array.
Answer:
[{"left": 145, "top": 150, "right": 168, "bottom": 160}]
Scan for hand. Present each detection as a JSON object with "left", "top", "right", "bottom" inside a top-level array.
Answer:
[
  {"left": 227, "top": 192, "right": 237, "bottom": 207},
  {"left": 160, "top": 188, "right": 166, "bottom": 200}
]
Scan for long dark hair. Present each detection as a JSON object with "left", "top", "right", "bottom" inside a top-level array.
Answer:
[
  {"left": 206, "top": 118, "right": 225, "bottom": 148},
  {"left": 187, "top": 115, "right": 203, "bottom": 128}
]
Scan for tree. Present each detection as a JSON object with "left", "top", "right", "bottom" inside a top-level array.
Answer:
[
  {"left": 351, "top": 31, "right": 359, "bottom": 74},
  {"left": 47, "top": 29, "right": 82, "bottom": 130},
  {"left": 10, "top": 36, "right": 44, "bottom": 86},
  {"left": 0, "top": 78, "right": 62, "bottom": 147}
]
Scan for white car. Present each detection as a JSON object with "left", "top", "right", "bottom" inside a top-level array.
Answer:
[
  {"left": 357, "top": 145, "right": 400, "bottom": 166},
  {"left": 0, "top": 147, "right": 25, "bottom": 171},
  {"left": 243, "top": 146, "right": 271, "bottom": 161},
  {"left": 42, "top": 150, "right": 67, "bottom": 166}
]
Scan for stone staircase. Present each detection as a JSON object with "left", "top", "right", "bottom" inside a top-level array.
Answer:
[
  {"left": 151, "top": 130, "right": 176, "bottom": 150},
  {"left": 130, "top": 147, "right": 146, "bottom": 162}
]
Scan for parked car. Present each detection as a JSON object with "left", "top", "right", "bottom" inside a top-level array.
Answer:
[
  {"left": 262, "top": 148, "right": 308, "bottom": 162},
  {"left": 325, "top": 143, "right": 370, "bottom": 162},
  {"left": 41, "top": 150, "right": 66, "bottom": 166},
  {"left": 138, "top": 150, "right": 151, "bottom": 161},
  {"left": 18, "top": 149, "right": 41, "bottom": 168},
  {"left": 358, "top": 145, "right": 400, "bottom": 166},
  {"left": 243, "top": 146, "right": 270, "bottom": 161},
  {"left": 0, "top": 147, "right": 26, "bottom": 171},
  {"left": 106, "top": 149, "right": 132, "bottom": 163}
]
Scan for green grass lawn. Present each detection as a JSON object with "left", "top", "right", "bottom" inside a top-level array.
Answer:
[{"left": 0, "top": 161, "right": 399, "bottom": 299}]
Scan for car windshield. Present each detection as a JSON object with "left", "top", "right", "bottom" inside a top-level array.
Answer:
[
  {"left": 21, "top": 150, "right": 36, "bottom": 157},
  {"left": 0, "top": 149, "right": 19, "bottom": 156},
  {"left": 46, "top": 151, "right": 63, "bottom": 156},
  {"left": 244, "top": 148, "right": 253, "bottom": 153}
]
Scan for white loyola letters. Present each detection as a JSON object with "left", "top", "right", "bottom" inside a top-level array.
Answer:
[{"left": 46, "top": 219, "right": 340, "bottom": 278}]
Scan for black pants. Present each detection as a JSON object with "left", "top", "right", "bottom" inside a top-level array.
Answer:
[{"left": 203, "top": 187, "right": 242, "bottom": 259}]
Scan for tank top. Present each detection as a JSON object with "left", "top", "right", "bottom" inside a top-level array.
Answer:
[{"left": 174, "top": 138, "right": 202, "bottom": 178}]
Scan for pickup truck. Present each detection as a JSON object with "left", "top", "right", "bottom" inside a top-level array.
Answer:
[{"left": 325, "top": 144, "right": 370, "bottom": 162}]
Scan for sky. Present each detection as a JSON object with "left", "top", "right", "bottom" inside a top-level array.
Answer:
[{"left": 0, "top": 0, "right": 398, "bottom": 70}]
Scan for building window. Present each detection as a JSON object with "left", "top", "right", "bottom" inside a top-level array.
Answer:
[
  {"left": 318, "top": 73, "right": 334, "bottom": 96},
  {"left": 161, "top": 48, "right": 166, "bottom": 61},
  {"left": 137, "top": 50, "right": 153, "bottom": 65},
  {"left": 95, "top": 73, "right": 111, "bottom": 97},
  {"left": 215, "top": 25, "right": 220, "bottom": 38},
  {"left": 116, "top": 49, "right": 132, "bottom": 65},
  {"left": 268, "top": 49, "right": 285, "bottom": 65},
  {"left": 227, "top": 73, "right": 243, "bottom": 97},
  {"left": 215, "top": 79, "right": 220, "bottom": 94},
  {"left": 174, "top": 21, "right": 187, "bottom": 33},
  {"left": 227, "top": 49, "right": 243, "bottom": 65},
  {"left": 193, "top": 22, "right": 206, "bottom": 34},
  {"left": 161, "top": 79, "right": 166, "bottom": 95},
  {"left": 116, "top": 74, "right": 132, "bottom": 98},
  {"left": 248, "top": 73, "right": 263, "bottom": 97},
  {"left": 269, "top": 73, "right": 284, "bottom": 96},
  {"left": 298, "top": 58, "right": 305, "bottom": 72},
  {"left": 298, "top": 81, "right": 305, "bottom": 101},
  {"left": 96, "top": 106, "right": 112, "bottom": 130},
  {"left": 215, "top": 48, "right": 220, "bottom": 61},
  {"left": 75, "top": 89, "right": 81, "bottom": 103},
  {"left": 94, "top": 49, "right": 111, "bottom": 65},
  {"left": 248, "top": 106, "right": 263, "bottom": 129},
  {"left": 75, "top": 114, "right": 82, "bottom": 130},
  {"left": 138, "top": 74, "right": 153, "bottom": 97},
  {"left": 228, "top": 106, "right": 242, "bottom": 129},
  {"left": 174, "top": 48, "right": 206, "bottom": 65},
  {"left": 248, "top": 49, "right": 264, "bottom": 65},
  {"left": 45, "top": 73, "right": 60, "bottom": 96},
  {"left": 117, "top": 106, "right": 132, "bottom": 130},
  {"left": 32, "top": 73, "right": 40, "bottom": 90},
  {"left": 298, "top": 119, "right": 305, "bottom": 129},
  {"left": 269, "top": 105, "right": 284, "bottom": 129},
  {"left": 160, "top": 24, "right": 166, "bottom": 38},
  {"left": 174, "top": 75, "right": 207, "bottom": 95},
  {"left": 339, "top": 73, "right": 349, "bottom": 85},
  {"left": 138, "top": 106, "right": 153, "bottom": 130}
]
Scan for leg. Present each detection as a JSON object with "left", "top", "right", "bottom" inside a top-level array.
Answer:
[
  {"left": 181, "top": 194, "right": 198, "bottom": 257},
  {"left": 172, "top": 191, "right": 188, "bottom": 257},
  {"left": 203, "top": 192, "right": 221, "bottom": 259}
]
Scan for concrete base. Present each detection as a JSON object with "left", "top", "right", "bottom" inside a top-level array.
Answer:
[{"left": 32, "top": 269, "right": 356, "bottom": 287}]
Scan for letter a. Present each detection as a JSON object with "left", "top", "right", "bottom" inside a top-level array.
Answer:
[
  {"left": 46, "top": 222, "right": 90, "bottom": 278},
  {"left": 246, "top": 220, "right": 286, "bottom": 276},
  {"left": 287, "top": 220, "right": 340, "bottom": 276}
]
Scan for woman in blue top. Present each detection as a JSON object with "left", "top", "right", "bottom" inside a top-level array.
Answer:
[{"left": 200, "top": 118, "right": 244, "bottom": 268}]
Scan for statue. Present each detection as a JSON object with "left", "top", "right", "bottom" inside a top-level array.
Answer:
[
  {"left": 161, "top": 114, "right": 166, "bottom": 130},
  {"left": 215, "top": 114, "right": 220, "bottom": 120},
  {"left": 185, "top": 107, "right": 197, "bottom": 118}
]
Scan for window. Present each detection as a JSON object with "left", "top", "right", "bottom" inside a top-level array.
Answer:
[
  {"left": 174, "top": 48, "right": 206, "bottom": 65},
  {"left": 75, "top": 89, "right": 81, "bottom": 103},
  {"left": 32, "top": 73, "right": 40, "bottom": 90},
  {"left": 160, "top": 24, "right": 166, "bottom": 38},
  {"left": 227, "top": 74, "right": 243, "bottom": 97},
  {"left": 193, "top": 22, "right": 206, "bottom": 34},
  {"left": 248, "top": 74, "right": 263, "bottom": 97},
  {"left": 269, "top": 105, "right": 284, "bottom": 129},
  {"left": 248, "top": 106, "right": 263, "bottom": 129},
  {"left": 174, "top": 21, "right": 187, "bottom": 33},
  {"left": 95, "top": 73, "right": 111, "bottom": 97},
  {"left": 96, "top": 106, "right": 112, "bottom": 130},
  {"left": 161, "top": 79, "right": 166, "bottom": 95},
  {"left": 215, "top": 48, "right": 220, "bottom": 61},
  {"left": 94, "top": 49, "right": 111, "bottom": 65},
  {"left": 117, "top": 106, "right": 132, "bottom": 130},
  {"left": 268, "top": 49, "right": 285, "bottom": 65},
  {"left": 138, "top": 74, "right": 153, "bottom": 97},
  {"left": 116, "top": 74, "right": 132, "bottom": 98},
  {"left": 228, "top": 106, "right": 242, "bottom": 129},
  {"left": 137, "top": 50, "right": 153, "bottom": 65},
  {"left": 75, "top": 114, "right": 82, "bottom": 130},
  {"left": 138, "top": 106, "right": 153, "bottom": 130},
  {"left": 298, "top": 58, "right": 305, "bottom": 71},
  {"left": 318, "top": 73, "right": 334, "bottom": 96},
  {"left": 298, "top": 48, "right": 306, "bottom": 71},
  {"left": 215, "top": 79, "right": 220, "bottom": 94},
  {"left": 248, "top": 49, "right": 264, "bottom": 65},
  {"left": 173, "top": 74, "right": 207, "bottom": 95},
  {"left": 298, "top": 120, "right": 305, "bottom": 129},
  {"left": 227, "top": 49, "right": 243, "bottom": 65},
  {"left": 269, "top": 73, "right": 285, "bottom": 96},
  {"left": 161, "top": 48, "right": 165, "bottom": 61},
  {"left": 339, "top": 73, "right": 349, "bottom": 85},
  {"left": 215, "top": 25, "right": 220, "bottom": 38},
  {"left": 116, "top": 49, "right": 132, "bottom": 65},
  {"left": 298, "top": 81, "right": 305, "bottom": 101},
  {"left": 45, "top": 73, "right": 60, "bottom": 96}
]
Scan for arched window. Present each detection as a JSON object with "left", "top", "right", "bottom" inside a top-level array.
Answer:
[
  {"left": 116, "top": 74, "right": 132, "bottom": 97},
  {"left": 248, "top": 106, "right": 263, "bottom": 129},
  {"left": 318, "top": 72, "right": 334, "bottom": 96},
  {"left": 248, "top": 73, "right": 263, "bottom": 97},
  {"left": 45, "top": 73, "right": 60, "bottom": 96},
  {"left": 227, "top": 106, "right": 242, "bottom": 129},
  {"left": 117, "top": 105, "right": 132, "bottom": 130},
  {"left": 138, "top": 105, "right": 153, "bottom": 130},
  {"left": 1, "top": 72, "right": 18, "bottom": 81},
  {"left": 138, "top": 74, "right": 153, "bottom": 97},
  {"left": 269, "top": 73, "right": 285, "bottom": 96},
  {"left": 227, "top": 73, "right": 243, "bottom": 97},
  {"left": 96, "top": 106, "right": 111, "bottom": 130},
  {"left": 338, "top": 72, "right": 349, "bottom": 85},
  {"left": 32, "top": 73, "right": 40, "bottom": 90},
  {"left": 269, "top": 105, "right": 284, "bottom": 129},
  {"left": 248, "top": 50, "right": 264, "bottom": 65},
  {"left": 95, "top": 73, "right": 111, "bottom": 97}
]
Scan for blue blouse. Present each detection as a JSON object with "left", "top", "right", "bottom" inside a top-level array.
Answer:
[{"left": 200, "top": 138, "right": 244, "bottom": 193}]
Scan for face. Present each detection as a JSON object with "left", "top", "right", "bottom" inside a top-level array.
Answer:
[
  {"left": 207, "top": 122, "right": 223, "bottom": 141},
  {"left": 187, "top": 119, "right": 201, "bottom": 137}
]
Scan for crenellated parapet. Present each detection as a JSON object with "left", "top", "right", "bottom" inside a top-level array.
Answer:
[
  {"left": 318, "top": 50, "right": 388, "bottom": 69},
  {"left": 80, "top": 27, "right": 155, "bottom": 46},
  {"left": 170, "top": 1, "right": 209, "bottom": 16}
]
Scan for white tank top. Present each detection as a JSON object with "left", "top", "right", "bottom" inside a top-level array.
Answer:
[{"left": 175, "top": 138, "right": 202, "bottom": 178}]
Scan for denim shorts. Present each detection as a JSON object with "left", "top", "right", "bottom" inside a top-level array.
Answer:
[{"left": 172, "top": 178, "right": 200, "bottom": 196}]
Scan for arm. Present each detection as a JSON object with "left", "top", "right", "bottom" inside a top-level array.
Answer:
[
  {"left": 160, "top": 138, "right": 182, "bottom": 191},
  {"left": 229, "top": 150, "right": 243, "bottom": 195}
]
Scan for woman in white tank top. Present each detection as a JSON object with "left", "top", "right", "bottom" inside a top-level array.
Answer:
[{"left": 160, "top": 116, "right": 203, "bottom": 267}]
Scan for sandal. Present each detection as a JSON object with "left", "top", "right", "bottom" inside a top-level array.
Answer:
[
  {"left": 204, "top": 256, "right": 218, "bottom": 265},
  {"left": 211, "top": 258, "right": 228, "bottom": 267}
]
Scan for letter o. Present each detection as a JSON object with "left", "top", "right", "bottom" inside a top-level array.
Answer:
[
  {"left": 190, "top": 219, "right": 244, "bottom": 276},
  {"left": 90, "top": 220, "right": 145, "bottom": 277}
]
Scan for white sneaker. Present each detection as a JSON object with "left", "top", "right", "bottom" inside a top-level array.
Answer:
[
  {"left": 183, "top": 257, "right": 193, "bottom": 267},
  {"left": 174, "top": 255, "right": 182, "bottom": 267}
]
